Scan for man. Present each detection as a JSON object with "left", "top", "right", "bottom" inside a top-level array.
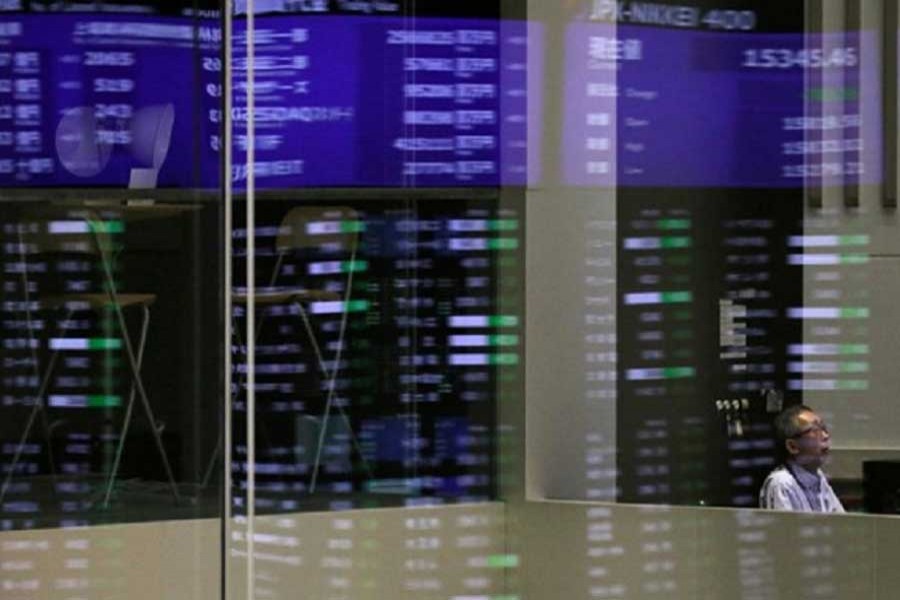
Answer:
[{"left": 759, "top": 404, "right": 845, "bottom": 513}]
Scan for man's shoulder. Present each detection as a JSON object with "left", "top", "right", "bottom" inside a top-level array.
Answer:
[
  {"left": 759, "top": 464, "right": 802, "bottom": 510},
  {"left": 763, "top": 465, "right": 795, "bottom": 487}
]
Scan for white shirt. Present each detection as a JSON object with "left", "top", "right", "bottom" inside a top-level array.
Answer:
[{"left": 759, "top": 463, "right": 845, "bottom": 513}]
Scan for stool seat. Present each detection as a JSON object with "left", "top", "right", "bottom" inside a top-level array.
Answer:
[
  {"left": 232, "top": 288, "right": 339, "bottom": 305},
  {"left": 42, "top": 293, "right": 157, "bottom": 310}
]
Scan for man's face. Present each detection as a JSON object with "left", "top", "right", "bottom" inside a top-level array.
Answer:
[{"left": 786, "top": 410, "right": 832, "bottom": 470}]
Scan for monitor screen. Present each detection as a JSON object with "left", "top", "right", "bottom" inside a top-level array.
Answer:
[
  {"left": 562, "top": 24, "right": 880, "bottom": 188},
  {"left": 0, "top": 12, "right": 536, "bottom": 188}
]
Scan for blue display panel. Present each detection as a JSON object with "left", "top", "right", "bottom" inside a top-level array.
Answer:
[
  {"left": 230, "top": 16, "right": 533, "bottom": 188},
  {"left": 0, "top": 13, "right": 533, "bottom": 188},
  {"left": 0, "top": 15, "right": 220, "bottom": 187},
  {"left": 563, "top": 24, "right": 880, "bottom": 188}
]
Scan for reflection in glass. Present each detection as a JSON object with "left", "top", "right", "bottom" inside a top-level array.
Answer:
[
  {"left": 536, "top": 0, "right": 888, "bottom": 513},
  {"left": 0, "top": 11, "right": 219, "bottom": 188},
  {"left": 0, "top": 3, "right": 223, "bottom": 532},
  {"left": 230, "top": 199, "right": 522, "bottom": 513},
  {"left": 227, "top": 12, "right": 532, "bottom": 189}
]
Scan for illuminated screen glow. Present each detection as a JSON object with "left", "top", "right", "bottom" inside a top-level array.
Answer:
[
  {"left": 563, "top": 25, "right": 880, "bottom": 188},
  {"left": 0, "top": 14, "right": 533, "bottom": 188}
]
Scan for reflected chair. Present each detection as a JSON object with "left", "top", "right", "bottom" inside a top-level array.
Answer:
[
  {"left": 203, "top": 205, "right": 372, "bottom": 491},
  {"left": 0, "top": 205, "right": 180, "bottom": 507}
]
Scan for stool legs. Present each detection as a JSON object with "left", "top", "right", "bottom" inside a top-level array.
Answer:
[
  {"left": 296, "top": 301, "right": 372, "bottom": 493},
  {"left": 92, "top": 220, "right": 181, "bottom": 505},
  {"left": 105, "top": 293, "right": 181, "bottom": 504},
  {"left": 102, "top": 304, "right": 150, "bottom": 507},
  {"left": 0, "top": 308, "right": 73, "bottom": 505}
]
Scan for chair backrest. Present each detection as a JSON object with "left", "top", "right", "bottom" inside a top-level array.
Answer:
[
  {"left": 276, "top": 206, "right": 361, "bottom": 255},
  {"left": 12, "top": 203, "right": 130, "bottom": 307},
  {"left": 19, "top": 203, "right": 121, "bottom": 257}
]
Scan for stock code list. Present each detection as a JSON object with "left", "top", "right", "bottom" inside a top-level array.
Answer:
[
  {"left": 616, "top": 192, "right": 803, "bottom": 507},
  {"left": 230, "top": 200, "right": 522, "bottom": 511},
  {"left": 1, "top": 203, "right": 134, "bottom": 529},
  {"left": 0, "top": 200, "right": 522, "bottom": 522}
]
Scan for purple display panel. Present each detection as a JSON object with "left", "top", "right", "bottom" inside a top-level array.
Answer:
[
  {"left": 500, "top": 20, "right": 540, "bottom": 186},
  {"left": 229, "top": 17, "right": 360, "bottom": 188},
  {"left": 357, "top": 17, "right": 502, "bottom": 187},
  {"left": 1, "top": 14, "right": 537, "bottom": 188},
  {"left": 231, "top": 16, "right": 536, "bottom": 188},
  {"left": 0, "top": 14, "right": 218, "bottom": 187},
  {"left": 563, "top": 25, "right": 880, "bottom": 188}
]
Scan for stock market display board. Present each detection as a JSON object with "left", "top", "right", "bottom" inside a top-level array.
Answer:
[
  {"left": 0, "top": 11, "right": 532, "bottom": 188},
  {"left": 229, "top": 198, "right": 522, "bottom": 511}
]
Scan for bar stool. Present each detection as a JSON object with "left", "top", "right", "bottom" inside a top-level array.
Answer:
[
  {"left": 0, "top": 205, "right": 180, "bottom": 508},
  {"left": 203, "top": 205, "right": 372, "bottom": 492}
]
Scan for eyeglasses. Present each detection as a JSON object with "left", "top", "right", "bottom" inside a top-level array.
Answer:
[{"left": 791, "top": 421, "right": 830, "bottom": 438}]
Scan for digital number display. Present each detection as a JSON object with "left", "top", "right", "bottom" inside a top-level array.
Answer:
[
  {"left": 0, "top": 14, "right": 534, "bottom": 188},
  {"left": 0, "top": 15, "right": 219, "bottom": 186},
  {"left": 563, "top": 25, "right": 880, "bottom": 188},
  {"left": 742, "top": 47, "right": 858, "bottom": 70}
]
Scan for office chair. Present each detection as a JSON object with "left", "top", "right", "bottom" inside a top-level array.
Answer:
[
  {"left": 0, "top": 205, "right": 181, "bottom": 508},
  {"left": 203, "top": 205, "right": 372, "bottom": 492}
]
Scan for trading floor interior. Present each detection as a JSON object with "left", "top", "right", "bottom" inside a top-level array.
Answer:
[{"left": 3, "top": 0, "right": 900, "bottom": 598}]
